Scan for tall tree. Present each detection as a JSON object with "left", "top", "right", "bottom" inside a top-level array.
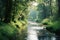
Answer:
[
  {"left": 57, "top": 0, "right": 60, "bottom": 19},
  {"left": 4, "top": 0, "right": 13, "bottom": 23}
]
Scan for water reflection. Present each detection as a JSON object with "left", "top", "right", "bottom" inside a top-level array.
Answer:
[
  {"left": 27, "top": 21, "right": 56, "bottom": 40},
  {"left": 38, "top": 36, "right": 56, "bottom": 40}
]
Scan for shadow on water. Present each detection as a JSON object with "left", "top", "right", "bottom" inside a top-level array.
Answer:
[
  {"left": 27, "top": 21, "right": 57, "bottom": 40},
  {"left": 27, "top": 8, "right": 57, "bottom": 40},
  {"left": 38, "top": 29, "right": 56, "bottom": 40}
]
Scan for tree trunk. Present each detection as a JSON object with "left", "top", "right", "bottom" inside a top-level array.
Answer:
[
  {"left": 57, "top": 0, "right": 60, "bottom": 18},
  {"left": 50, "top": 0, "right": 53, "bottom": 16},
  {"left": 4, "top": 0, "right": 12, "bottom": 23}
]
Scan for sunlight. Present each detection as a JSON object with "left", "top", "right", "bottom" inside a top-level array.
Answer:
[
  {"left": 27, "top": 24, "right": 39, "bottom": 40},
  {"left": 53, "top": 0, "right": 56, "bottom": 2},
  {"left": 32, "top": 2, "right": 38, "bottom": 6},
  {"left": 31, "top": 1, "right": 38, "bottom": 6}
]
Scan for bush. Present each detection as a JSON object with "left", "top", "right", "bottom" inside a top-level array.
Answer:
[
  {"left": 0, "top": 22, "right": 18, "bottom": 40},
  {"left": 46, "top": 21, "right": 60, "bottom": 36},
  {"left": 0, "top": 19, "right": 27, "bottom": 40},
  {"left": 41, "top": 18, "right": 53, "bottom": 25}
]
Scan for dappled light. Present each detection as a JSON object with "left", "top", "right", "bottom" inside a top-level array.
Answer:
[{"left": 0, "top": 0, "right": 60, "bottom": 40}]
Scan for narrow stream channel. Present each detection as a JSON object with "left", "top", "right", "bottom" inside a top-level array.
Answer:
[{"left": 27, "top": 21, "right": 56, "bottom": 40}]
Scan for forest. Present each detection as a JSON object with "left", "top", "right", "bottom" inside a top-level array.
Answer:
[{"left": 0, "top": 0, "right": 60, "bottom": 40}]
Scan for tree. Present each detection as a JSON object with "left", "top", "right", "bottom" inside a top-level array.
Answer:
[
  {"left": 46, "top": 0, "right": 60, "bottom": 40},
  {"left": 57, "top": 0, "right": 60, "bottom": 19},
  {"left": 0, "top": 0, "right": 36, "bottom": 40},
  {"left": 37, "top": 0, "right": 51, "bottom": 22},
  {"left": 4, "top": 0, "right": 13, "bottom": 23}
]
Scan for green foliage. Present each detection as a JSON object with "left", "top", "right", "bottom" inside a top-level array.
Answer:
[
  {"left": 47, "top": 21, "right": 60, "bottom": 31},
  {"left": 10, "top": 20, "right": 27, "bottom": 40},
  {"left": 0, "top": 0, "right": 36, "bottom": 40},
  {"left": 46, "top": 21, "right": 60, "bottom": 36},
  {"left": 0, "top": 21, "right": 27, "bottom": 40},
  {"left": 37, "top": 0, "right": 52, "bottom": 22},
  {"left": 42, "top": 18, "right": 60, "bottom": 31},
  {"left": 0, "top": 22, "right": 18, "bottom": 40},
  {"left": 44, "top": 0, "right": 60, "bottom": 35},
  {"left": 42, "top": 18, "right": 53, "bottom": 25}
]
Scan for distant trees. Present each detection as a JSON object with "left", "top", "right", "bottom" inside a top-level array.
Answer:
[
  {"left": 37, "top": 0, "right": 51, "bottom": 22},
  {"left": 43, "top": 0, "right": 60, "bottom": 38},
  {"left": 36, "top": 0, "right": 59, "bottom": 22},
  {"left": 37, "top": 0, "right": 60, "bottom": 36}
]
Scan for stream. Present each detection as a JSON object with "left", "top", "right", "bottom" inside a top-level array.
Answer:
[{"left": 27, "top": 21, "right": 56, "bottom": 40}]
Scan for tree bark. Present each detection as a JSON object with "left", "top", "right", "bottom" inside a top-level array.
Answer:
[
  {"left": 57, "top": 0, "right": 60, "bottom": 18},
  {"left": 4, "top": 0, "right": 12, "bottom": 23}
]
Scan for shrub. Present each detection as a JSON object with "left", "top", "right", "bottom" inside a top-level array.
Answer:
[
  {"left": 41, "top": 18, "right": 53, "bottom": 25},
  {"left": 0, "top": 22, "right": 18, "bottom": 40},
  {"left": 46, "top": 21, "right": 60, "bottom": 36}
]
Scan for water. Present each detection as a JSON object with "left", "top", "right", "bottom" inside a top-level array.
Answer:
[
  {"left": 27, "top": 21, "right": 39, "bottom": 40},
  {"left": 27, "top": 21, "right": 56, "bottom": 40},
  {"left": 27, "top": 29, "right": 38, "bottom": 40}
]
